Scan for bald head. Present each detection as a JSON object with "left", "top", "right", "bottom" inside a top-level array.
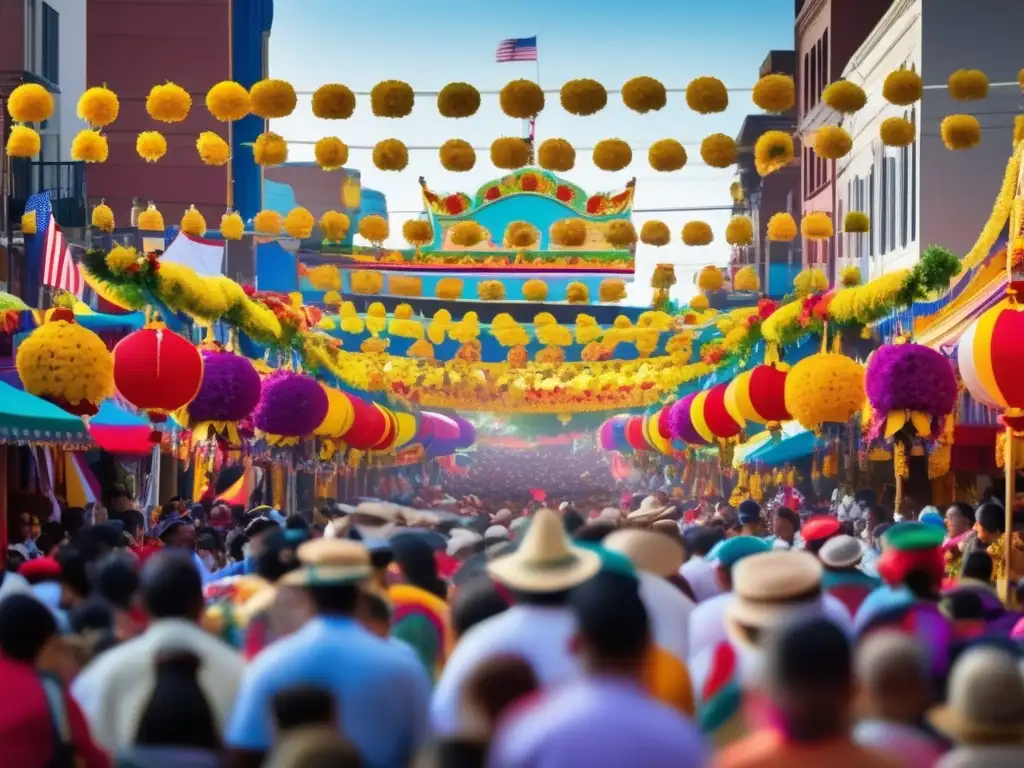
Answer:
[{"left": 855, "top": 630, "right": 930, "bottom": 722}]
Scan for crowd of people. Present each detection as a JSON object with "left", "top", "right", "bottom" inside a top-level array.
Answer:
[{"left": 2, "top": 484, "right": 1024, "bottom": 767}]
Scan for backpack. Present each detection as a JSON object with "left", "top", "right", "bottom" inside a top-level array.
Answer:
[{"left": 39, "top": 673, "right": 77, "bottom": 768}]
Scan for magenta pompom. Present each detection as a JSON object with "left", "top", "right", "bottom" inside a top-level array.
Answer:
[
  {"left": 669, "top": 392, "right": 709, "bottom": 446},
  {"left": 187, "top": 349, "right": 262, "bottom": 423},
  {"left": 865, "top": 342, "right": 957, "bottom": 435},
  {"left": 252, "top": 369, "right": 328, "bottom": 437}
]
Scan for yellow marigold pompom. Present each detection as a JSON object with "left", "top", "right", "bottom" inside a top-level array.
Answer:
[
  {"left": 138, "top": 203, "right": 164, "bottom": 231},
  {"left": 551, "top": 218, "right": 588, "bottom": 247},
  {"left": 697, "top": 265, "right": 724, "bottom": 292},
  {"left": 690, "top": 294, "right": 710, "bottom": 311},
  {"left": 879, "top": 117, "right": 915, "bottom": 147},
  {"left": 941, "top": 114, "right": 981, "bottom": 150},
  {"left": 437, "top": 82, "right": 480, "bottom": 118},
  {"left": 180, "top": 206, "right": 206, "bottom": 237},
  {"left": 439, "top": 139, "right": 475, "bottom": 172},
  {"left": 403, "top": 219, "right": 434, "bottom": 247},
  {"left": 320, "top": 211, "right": 350, "bottom": 243},
  {"left": 593, "top": 139, "right": 632, "bottom": 172},
  {"left": 947, "top": 69, "right": 988, "bottom": 101},
  {"left": 754, "top": 130, "right": 795, "bottom": 175},
  {"left": 499, "top": 79, "right": 544, "bottom": 119},
  {"left": 71, "top": 130, "right": 109, "bottom": 163},
  {"left": 840, "top": 265, "right": 862, "bottom": 287},
  {"left": 408, "top": 340, "right": 435, "bottom": 360},
  {"left": 566, "top": 282, "right": 589, "bottom": 304},
  {"left": 314, "top": 137, "right": 348, "bottom": 171},
  {"left": 621, "top": 76, "right": 667, "bottom": 113},
  {"left": 599, "top": 279, "right": 626, "bottom": 303},
  {"left": 725, "top": 215, "right": 754, "bottom": 246},
  {"left": 1015, "top": 116, "right": 1024, "bottom": 146},
  {"left": 136, "top": 131, "right": 167, "bottom": 163},
  {"left": 685, "top": 76, "right": 728, "bottom": 114},
  {"left": 801, "top": 211, "right": 833, "bottom": 240},
  {"left": 752, "top": 74, "right": 795, "bottom": 112},
  {"left": 538, "top": 138, "right": 575, "bottom": 172},
  {"left": 491, "top": 137, "right": 531, "bottom": 170},
  {"left": 146, "top": 82, "right": 191, "bottom": 123},
  {"left": 648, "top": 139, "right": 687, "bottom": 172},
  {"left": 358, "top": 214, "right": 389, "bottom": 245},
  {"left": 536, "top": 346, "right": 566, "bottom": 365},
  {"left": 504, "top": 221, "right": 537, "bottom": 249},
  {"left": 560, "top": 79, "right": 607, "bottom": 116},
  {"left": 683, "top": 222, "right": 715, "bottom": 247},
  {"left": 883, "top": 69, "right": 923, "bottom": 106},
  {"left": 784, "top": 352, "right": 865, "bottom": 430},
  {"left": 205, "top": 81, "right": 250, "bottom": 121},
  {"left": 249, "top": 79, "right": 297, "bottom": 119},
  {"left": 8, "top": 83, "right": 54, "bottom": 123},
  {"left": 373, "top": 139, "right": 408, "bottom": 171},
  {"left": 700, "top": 133, "right": 737, "bottom": 168},
  {"left": 821, "top": 81, "right": 866, "bottom": 114},
  {"left": 6, "top": 125, "right": 40, "bottom": 158},
  {"left": 640, "top": 220, "right": 671, "bottom": 246},
  {"left": 284, "top": 207, "right": 315, "bottom": 239},
  {"left": 478, "top": 280, "right": 506, "bottom": 301},
  {"left": 253, "top": 210, "right": 283, "bottom": 235},
  {"left": 351, "top": 270, "right": 384, "bottom": 294},
  {"left": 220, "top": 211, "right": 244, "bottom": 240},
  {"left": 450, "top": 221, "right": 484, "bottom": 248},
  {"left": 523, "top": 279, "right": 548, "bottom": 301},
  {"left": 371, "top": 80, "right": 414, "bottom": 118},
  {"left": 21, "top": 212, "right": 36, "bottom": 235},
  {"left": 767, "top": 212, "right": 798, "bottom": 242},
  {"left": 793, "top": 267, "right": 828, "bottom": 296},
  {"left": 813, "top": 125, "right": 852, "bottom": 160},
  {"left": 605, "top": 221, "right": 637, "bottom": 248},
  {"left": 105, "top": 245, "right": 137, "bottom": 275},
  {"left": 734, "top": 266, "right": 759, "bottom": 292},
  {"left": 253, "top": 132, "right": 288, "bottom": 166},
  {"left": 436, "top": 278, "right": 462, "bottom": 300},
  {"left": 77, "top": 86, "right": 119, "bottom": 127},
  {"left": 92, "top": 201, "right": 115, "bottom": 232},
  {"left": 312, "top": 84, "right": 356, "bottom": 119},
  {"left": 843, "top": 211, "right": 870, "bottom": 233},
  {"left": 196, "top": 131, "right": 230, "bottom": 166}
]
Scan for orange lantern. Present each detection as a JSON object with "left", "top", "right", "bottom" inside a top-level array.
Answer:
[{"left": 113, "top": 327, "right": 203, "bottom": 427}]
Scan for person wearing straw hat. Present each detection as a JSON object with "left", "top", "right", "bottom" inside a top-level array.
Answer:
[
  {"left": 225, "top": 538, "right": 431, "bottom": 768},
  {"left": 430, "top": 507, "right": 601, "bottom": 737},
  {"left": 931, "top": 645, "right": 1024, "bottom": 767},
  {"left": 627, "top": 495, "right": 675, "bottom": 526},
  {"left": 819, "top": 534, "right": 880, "bottom": 616}
]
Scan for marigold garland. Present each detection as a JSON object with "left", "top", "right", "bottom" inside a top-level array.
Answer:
[
  {"left": 793, "top": 267, "right": 828, "bottom": 296},
  {"left": 725, "top": 215, "right": 754, "bottom": 246},
  {"left": 403, "top": 220, "right": 434, "bottom": 247},
  {"left": 947, "top": 69, "right": 988, "bottom": 101},
  {"left": 883, "top": 69, "right": 922, "bottom": 106},
  {"left": 566, "top": 282, "right": 589, "bottom": 304},
  {"left": 500, "top": 79, "right": 544, "bottom": 119},
  {"left": 373, "top": 138, "right": 408, "bottom": 171},
  {"left": 437, "top": 82, "right": 480, "bottom": 118},
  {"left": 351, "top": 270, "right": 384, "bottom": 294},
  {"left": 813, "top": 126, "right": 852, "bottom": 160},
  {"left": 752, "top": 74, "right": 795, "bottom": 112},
  {"left": 822, "top": 81, "right": 866, "bottom": 114},
  {"left": 205, "top": 81, "right": 250, "bottom": 121},
  {"left": 640, "top": 220, "right": 670, "bottom": 246},
  {"left": 700, "top": 133, "right": 737, "bottom": 168},
  {"left": 784, "top": 353, "right": 866, "bottom": 430},
  {"left": 312, "top": 84, "right": 356, "bottom": 119},
  {"left": 180, "top": 206, "right": 206, "bottom": 237},
  {"left": 880, "top": 116, "right": 915, "bottom": 147},
  {"left": 105, "top": 245, "right": 136, "bottom": 275},
  {"left": 843, "top": 211, "right": 870, "bottom": 233},
  {"left": 253, "top": 132, "right": 288, "bottom": 166},
  {"left": 683, "top": 222, "right": 714, "bottom": 247},
  {"left": 941, "top": 114, "right": 981, "bottom": 150},
  {"left": 358, "top": 215, "right": 389, "bottom": 245},
  {"left": 450, "top": 220, "right": 484, "bottom": 247},
  {"left": 801, "top": 211, "right": 833, "bottom": 240},
  {"left": 593, "top": 139, "right": 632, "bottom": 171},
  {"left": 9, "top": 83, "right": 54, "bottom": 123},
  {"left": 250, "top": 79, "right": 297, "bottom": 119},
  {"left": 491, "top": 137, "right": 530, "bottom": 170},
  {"left": 71, "top": 130, "right": 109, "bottom": 163},
  {"left": 840, "top": 265, "right": 862, "bottom": 286},
  {"left": 370, "top": 80, "right": 414, "bottom": 118},
  {"left": 478, "top": 280, "right": 506, "bottom": 301},
  {"left": 560, "top": 79, "right": 607, "bottom": 116},
  {"left": 551, "top": 219, "right": 588, "bottom": 247},
  {"left": 648, "top": 139, "right": 687, "bottom": 172},
  {"left": 314, "top": 137, "right": 348, "bottom": 170},
  {"left": 197, "top": 131, "right": 230, "bottom": 166},
  {"left": 77, "top": 86, "right": 119, "bottom": 127},
  {"left": 284, "top": 207, "right": 315, "bottom": 239},
  {"left": 438, "top": 139, "right": 476, "bottom": 172},
  {"left": 538, "top": 138, "right": 575, "bottom": 172},
  {"left": 697, "top": 265, "right": 724, "bottom": 292},
  {"left": 6, "top": 126, "right": 40, "bottom": 158},
  {"left": 685, "top": 76, "right": 728, "bottom": 114},
  {"left": 605, "top": 221, "right": 637, "bottom": 248},
  {"left": 220, "top": 211, "right": 244, "bottom": 240},
  {"left": 767, "top": 212, "right": 797, "bottom": 242},
  {"left": 136, "top": 131, "right": 167, "bottom": 163},
  {"left": 621, "top": 76, "right": 667, "bottom": 113},
  {"left": 321, "top": 211, "right": 350, "bottom": 243},
  {"left": 146, "top": 82, "right": 191, "bottom": 123},
  {"left": 504, "top": 221, "right": 537, "bottom": 249},
  {"left": 137, "top": 204, "right": 163, "bottom": 231},
  {"left": 520, "top": 279, "right": 548, "bottom": 302},
  {"left": 754, "top": 131, "right": 794, "bottom": 174},
  {"left": 254, "top": 210, "right": 283, "bottom": 235},
  {"left": 734, "top": 266, "right": 759, "bottom": 292},
  {"left": 92, "top": 202, "right": 115, "bottom": 232}
]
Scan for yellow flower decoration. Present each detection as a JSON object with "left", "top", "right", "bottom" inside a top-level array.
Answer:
[
  {"left": 821, "top": 81, "right": 866, "bottom": 114},
  {"left": 767, "top": 212, "right": 797, "bottom": 242},
  {"left": 784, "top": 353, "right": 866, "bottom": 430},
  {"left": 941, "top": 115, "right": 981, "bottom": 150},
  {"left": 725, "top": 216, "right": 753, "bottom": 246},
  {"left": 440, "top": 139, "right": 475, "bottom": 172},
  {"left": 220, "top": 211, "right": 244, "bottom": 241},
  {"left": 537, "top": 322, "right": 573, "bottom": 347},
  {"left": 373, "top": 139, "right": 408, "bottom": 171},
  {"left": 449, "top": 221, "right": 484, "bottom": 247},
  {"left": 600, "top": 279, "right": 626, "bottom": 303},
  {"left": 77, "top": 86, "right": 119, "bottom": 127},
  {"left": 136, "top": 131, "right": 167, "bottom": 163},
  {"left": 605, "top": 221, "right": 637, "bottom": 248},
  {"left": 9, "top": 83, "right": 54, "bottom": 123},
  {"left": 105, "top": 245, "right": 137, "bottom": 275},
  {"left": 733, "top": 266, "right": 759, "bottom": 292},
  {"left": 504, "top": 221, "right": 537, "bottom": 249},
  {"left": 314, "top": 137, "right": 348, "bottom": 171},
  {"left": 593, "top": 139, "right": 632, "bottom": 172},
  {"left": 813, "top": 126, "right": 852, "bottom": 160},
  {"left": 197, "top": 131, "right": 230, "bottom": 166},
  {"left": 752, "top": 74, "right": 795, "bottom": 112},
  {"left": 499, "top": 79, "right": 544, "bottom": 118},
  {"left": 879, "top": 117, "right": 915, "bottom": 147},
  {"left": 138, "top": 204, "right": 164, "bottom": 231},
  {"left": 477, "top": 280, "right": 506, "bottom": 301},
  {"left": 685, "top": 76, "right": 728, "bottom": 114},
  {"left": 690, "top": 294, "right": 709, "bottom": 311},
  {"left": 843, "top": 211, "right": 870, "bottom": 233},
  {"left": 437, "top": 82, "right": 480, "bottom": 118},
  {"left": 551, "top": 219, "right": 588, "bottom": 247},
  {"left": 566, "top": 282, "right": 589, "bottom": 304},
  {"left": 801, "top": 212, "right": 833, "bottom": 240},
  {"left": 358, "top": 214, "right": 389, "bottom": 245},
  {"left": 146, "top": 82, "right": 191, "bottom": 123},
  {"left": 206, "top": 81, "right": 250, "bottom": 121},
  {"left": 370, "top": 80, "right": 414, "bottom": 118},
  {"left": 683, "top": 222, "right": 714, "bottom": 247},
  {"left": 250, "top": 79, "right": 297, "bottom": 119},
  {"left": 320, "top": 211, "right": 350, "bottom": 243},
  {"left": 640, "top": 220, "right": 670, "bottom": 246},
  {"left": 180, "top": 206, "right": 206, "bottom": 237},
  {"left": 882, "top": 69, "right": 922, "bottom": 106},
  {"left": 621, "top": 76, "right": 666, "bottom": 113},
  {"left": 648, "top": 139, "right": 687, "bottom": 172},
  {"left": 700, "top": 133, "right": 737, "bottom": 168},
  {"left": 755, "top": 130, "right": 794, "bottom": 174},
  {"left": 840, "top": 265, "right": 862, "bottom": 287},
  {"left": 435, "top": 278, "right": 462, "bottom": 301},
  {"left": 560, "top": 79, "right": 607, "bottom": 116},
  {"left": 71, "top": 130, "right": 109, "bottom": 163},
  {"left": 538, "top": 138, "right": 575, "bottom": 172},
  {"left": 6, "top": 125, "right": 40, "bottom": 158},
  {"left": 697, "top": 265, "right": 724, "bottom": 292},
  {"left": 523, "top": 279, "right": 548, "bottom": 301},
  {"left": 253, "top": 132, "right": 288, "bottom": 166},
  {"left": 402, "top": 220, "right": 433, "bottom": 248},
  {"left": 312, "top": 84, "right": 356, "bottom": 119},
  {"left": 254, "top": 210, "right": 283, "bottom": 235},
  {"left": 947, "top": 69, "right": 988, "bottom": 101},
  {"left": 408, "top": 340, "right": 435, "bottom": 360},
  {"left": 491, "top": 137, "right": 530, "bottom": 170},
  {"left": 284, "top": 207, "right": 315, "bottom": 239},
  {"left": 92, "top": 201, "right": 115, "bottom": 233},
  {"left": 793, "top": 267, "right": 828, "bottom": 296}
]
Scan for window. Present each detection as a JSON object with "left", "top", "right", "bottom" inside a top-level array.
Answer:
[
  {"left": 820, "top": 29, "right": 829, "bottom": 90},
  {"left": 900, "top": 145, "right": 909, "bottom": 248},
  {"left": 888, "top": 157, "right": 897, "bottom": 252},
  {"left": 911, "top": 107, "right": 917, "bottom": 242},
  {"left": 868, "top": 166, "right": 875, "bottom": 258},
  {"left": 837, "top": 197, "right": 844, "bottom": 262},
  {"left": 879, "top": 155, "right": 888, "bottom": 255},
  {"left": 811, "top": 45, "right": 818, "bottom": 107},
  {"left": 25, "top": 0, "right": 38, "bottom": 72},
  {"left": 41, "top": 2, "right": 59, "bottom": 84},
  {"left": 803, "top": 53, "right": 810, "bottom": 112}
]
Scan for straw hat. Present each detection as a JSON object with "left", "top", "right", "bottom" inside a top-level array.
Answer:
[
  {"left": 603, "top": 528, "right": 684, "bottom": 578},
  {"left": 279, "top": 538, "right": 372, "bottom": 587},
  {"left": 930, "top": 646, "right": 1024, "bottom": 744},
  {"left": 596, "top": 507, "right": 623, "bottom": 524},
  {"left": 819, "top": 534, "right": 865, "bottom": 569},
  {"left": 626, "top": 496, "right": 673, "bottom": 525},
  {"left": 446, "top": 528, "right": 483, "bottom": 557},
  {"left": 491, "top": 508, "right": 513, "bottom": 524},
  {"left": 487, "top": 507, "right": 601, "bottom": 592},
  {"left": 727, "top": 550, "right": 824, "bottom": 642}
]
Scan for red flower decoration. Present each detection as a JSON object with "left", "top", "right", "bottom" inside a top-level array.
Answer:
[
  {"left": 484, "top": 186, "right": 501, "bottom": 201},
  {"left": 586, "top": 195, "right": 604, "bottom": 214},
  {"left": 520, "top": 174, "right": 539, "bottom": 192},
  {"left": 757, "top": 299, "right": 776, "bottom": 320},
  {"left": 555, "top": 185, "right": 573, "bottom": 202},
  {"left": 242, "top": 284, "right": 256, "bottom": 297},
  {"left": 444, "top": 194, "right": 465, "bottom": 215}
]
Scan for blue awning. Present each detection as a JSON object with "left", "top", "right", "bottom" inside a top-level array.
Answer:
[{"left": 745, "top": 423, "right": 822, "bottom": 466}]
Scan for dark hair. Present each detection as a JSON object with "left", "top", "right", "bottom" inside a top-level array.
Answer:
[
  {"left": 196, "top": 531, "right": 221, "bottom": 552},
  {"left": 69, "top": 598, "right": 115, "bottom": 634},
  {"left": 226, "top": 531, "right": 249, "bottom": 562},
  {"left": 244, "top": 516, "right": 278, "bottom": 539},
  {"left": 976, "top": 502, "right": 1005, "bottom": 535},
  {"left": 868, "top": 505, "right": 894, "bottom": 526},
  {"left": 573, "top": 521, "right": 617, "bottom": 543},
  {"left": 140, "top": 550, "right": 204, "bottom": 620},
  {"left": 462, "top": 655, "right": 538, "bottom": 727},
  {"left": 945, "top": 590, "right": 986, "bottom": 622},
  {"left": 774, "top": 506, "right": 801, "bottom": 531},
  {"left": 116, "top": 509, "right": 146, "bottom": 539},
  {"left": 451, "top": 578, "right": 509, "bottom": 638},
  {"left": 686, "top": 526, "right": 724, "bottom": 557},
  {"left": 360, "top": 590, "right": 392, "bottom": 625},
  {"left": 854, "top": 488, "right": 877, "bottom": 508},
  {"left": 961, "top": 550, "right": 994, "bottom": 582},
  {"left": 134, "top": 651, "right": 220, "bottom": 750},
  {"left": 254, "top": 530, "right": 307, "bottom": 583},
  {"left": 93, "top": 553, "right": 139, "bottom": 611},
  {"left": 391, "top": 536, "right": 446, "bottom": 600},
  {"left": 56, "top": 545, "right": 92, "bottom": 599},
  {"left": 273, "top": 686, "right": 336, "bottom": 733},
  {"left": 562, "top": 509, "right": 585, "bottom": 535},
  {"left": 948, "top": 502, "right": 974, "bottom": 525},
  {"left": 63, "top": 507, "right": 88, "bottom": 538},
  {"left": 307, "top": 584, "right": 360, "bottom": 616},
  {"left": 0, "top": 594, "right": 57, "bottom": 662},
  {"left": 570, "top": 571, "right": 649, "bottom": 664},
  {"left": 766, "top": 615, "right": 851, "bottom": 694},
  {"left": 285, "top": 515, "right": 310, "bottom": 531}
]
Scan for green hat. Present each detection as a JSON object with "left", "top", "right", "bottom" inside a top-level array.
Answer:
[
  {"left": 576, "top": 542, "right": 637, "bottom": 579},
  {"left": 709, "top": 535, "right": 771, "bottom": 567},
  {"left": 883, "top": 521, "right": 945, "bottom": 552}
]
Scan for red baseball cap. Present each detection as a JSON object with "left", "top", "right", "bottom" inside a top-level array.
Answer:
[{"left": 802, "top": 514, "right": 841, "bottom": 543}]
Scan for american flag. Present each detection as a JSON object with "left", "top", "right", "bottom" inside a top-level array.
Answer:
[
  {"left": 496, "top": 36, "right": 538, "bottom": 62},
  {"left": 25, "top": 192, "right": 83, "bottom": 297}
]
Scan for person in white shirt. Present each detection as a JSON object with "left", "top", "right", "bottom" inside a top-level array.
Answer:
[
  {"left": 679, "top": 526, "right": 725, "bottom": 603},
  {"left": 72, "top": 551, "right": 244, "bottom": 752}
]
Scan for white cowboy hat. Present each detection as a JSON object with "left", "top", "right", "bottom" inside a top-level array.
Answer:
[
  {"left": 595, "top": 507, "right": 623, "bottom": 524},
  {"left": 930, "top": 646, "right": 1024, "bottom": 743},
  {"left": 818, "top": 534, "right": 865, "bottom": 569},
  {"left": 626, "top": 496, "right": 672, "bottom": 525},
  {"left": 726, "top": 550, "right": 824, "bottom": 646},
  {"left": 603, "top": 528, "right": 684, "bottom": 578},
  {"left": 487, "top": 507, "right": 601, "bottom": 593}
]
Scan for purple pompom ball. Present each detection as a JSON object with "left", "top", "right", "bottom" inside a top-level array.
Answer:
[
  {"left": 187, "top": 349, "right": 262, "bottom": 423},
  {"left": 252, "top": 370, "right": 329, "bottom": 437},
  {"left": 669, "top": 392, "right": 709, "bottom": 446},
  {"left": 865, "top": 342, "right": 957, "bottom": 420}
]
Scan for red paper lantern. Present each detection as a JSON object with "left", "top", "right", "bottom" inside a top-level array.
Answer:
[
  {"left": 625, "top": 415, "right": 650, "bottom": 451},
  {"left": 370, "top": 405, "right": 398, "bottom": 451},
  {"left": 657, "top": 405, "right": 673, "bottom": 439},
  {"left": 725, "top": 364, "right": 791, "bottom": 427},
  {"left": 703, "top": 383, "right": 743, "bottom": 439},
  {"left": 112, "top": 327, "right": 203, "bottom": 423},
  {"left": 341, "top": 393, "right": 388, "bottom": 449}
]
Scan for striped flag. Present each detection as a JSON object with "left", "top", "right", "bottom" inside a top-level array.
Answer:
[
  {"left": 25, "top": 192, "right": 83, "bottom": 297},
  {"left": 496, "top": 36, "right": 538, "bottom": 62}
]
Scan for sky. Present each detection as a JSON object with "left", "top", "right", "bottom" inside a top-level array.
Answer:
[{"left": 270, "top": 0, "right": 795, "bottom": 303}]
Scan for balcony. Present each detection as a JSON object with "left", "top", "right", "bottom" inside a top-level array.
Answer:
[{"left": 7, "top": 160, "right": 86, "bottom": 230}]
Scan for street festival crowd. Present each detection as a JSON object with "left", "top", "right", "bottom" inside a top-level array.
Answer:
[{"left": 4, "top": 483, "right": 1024, "bottom": 767}]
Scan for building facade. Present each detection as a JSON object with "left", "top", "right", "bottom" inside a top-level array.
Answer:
[{"left": 836, "top": 0, "right": 1024, "bottom": 281}]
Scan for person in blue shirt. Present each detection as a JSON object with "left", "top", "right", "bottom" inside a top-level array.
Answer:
[
  {"left": 226, "top": 537, "right": 431, "bottom": 768},
  {"left": 153, "top": 514, "right": 212, "bottom": 583},
  {"left": 208, "top": 516, "right": 280, "bottom": 581}
]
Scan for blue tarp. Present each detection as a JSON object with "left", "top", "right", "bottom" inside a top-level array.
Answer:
[{"left": 746, "top": 425, "right": 822, "bottom": 466}]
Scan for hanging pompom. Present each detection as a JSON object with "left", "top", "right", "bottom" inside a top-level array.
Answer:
[
  {"left": 138, "top": 203, "right": 164, "bottom": 231},
  {"left": 560, "top": 79, "right": 607, "bottom": 116},
  {"left": 550, "top": 219, "right": 588, "bottom": 247},
  {"left": 450, "top": 221, "right": 484, "bottom": 247},
  {"left": 605, "top": 221, "right": 637, "bottom": 248},
  {"left": 880, "top": 116, "right": 915, "bottom": 147},
  {"left": 92, "top": 201, "right": 115, "bottom": 232},
  {"left": 648, "top": 139, "right": 686, "bottom": 172},
  {"left": 593, "top": 139, "right": 632, "bottom": 171},
  {"left": 8, "top": 83, "right": 53, "bottom": 123},
  {"left": 537, "top": 138, "right": 575, "bottom": 172},
  {"left": 821, "top": 81, "right": 866, "bottom": 114},
  {"left": 491, "top": 137, "right": 530, "bottom": 169},
  {"left": 439, "top": 139, "right": 475, "bottom": 172},
  {"left": 373, "top": 138, "right": 408, "bottom": 171},
  {"left": 314, "top": 137, "right": 348, "bottom": 170},
  {"left": 403, "top": 220, "right": 434, "bottom": 247},
  {"left": 640, "top": 220, "right": 670, "bottom": 246},
  {"left": 504, "top": 221, "right": 537, "bottom": 249},
  {"left": 840, "top": 265, "right": 862, "bottom": 286},
  {"left": 71, "top": 130, "right": 109, "bottom": 163},
  {"left": 370, "top": 80, "right": 414, "bottom": 118},
  {"left": 843, "top": 211, "right": 870, "bottom": 233},
  {"left": 180, "top": 206, "right": 206, "bottom": 237},
  {"left": 220, "top": 211, "right": 244, "bottom": 240},
  {"left": 6, "top": 125, "right": 40, "bottom": 158},
  {"left": 883, "top": 69, "right": 922, "bottom": 106},
  {"left": 284, "top": 207, "right": 315, "bottom": 239},
  {"left": 253, "top": 210, "right": 283, "bottom": 234},
  {"left": 697, "top": 265, "right": 724, "bottom": 291},
  {"left": 205, "top": 81, "right": 250, "bottom": 121},
  {"left": 437, "top": 82, "right": 480, "bottom": 118},
  {"left": 358, "top": 214, "right": 389, "bottom": 245},
  {"left": 734, "top": 266, "right": 759, "bottom": 292},
  {"left": 320, "top": 211, "right": 350, "bottom": 243},
  {"left": 253, "top": 132, "right": 288, "bottom": 166},
  {"left": 249, "top": 79, "right": 297, "bottom": 119},
  {"left": 752, "top": 74, "right": 795, "bottom": 112},
  {"left": 684, "top": 222, "right": 715, "bottom": 247},
  {"left": 947, "top": 69, "right": 988, "bottom": 101},
  {"left": 801, "top": 211, "right": 833, "bottom": 240},
  {"left": 793, "top": 268, "right": 829, "bottom": 296},
  {"left": 767, "top": 212, "right": 797, "bottom": 242},
  {"left": 685, "top": 76, "right": 728, "bottom": 114},
  {"left": 941, "top": 114, "right": 981, "bottom": 150},
  {"left": 754, "top": 130, "right": 794, "bottom": 174},
  {"left": 499, "top": 79, "right": 544, "bottom": 118},
  {"left": 196, "top": 131, "right": 230, "bottom": 166},
  {"left": 725, "top": 215, "right": 753, "bottom": 246},
  {"left": 77, "top": 86, "right": 119, "bottom": 127},
  {"left": 621, "top": 76, "right": 666, "bottom": 113},
  {"left": 146, "top": 82, "right": 191, "bottom": 123},
  {"left": 813, "top": 126, "right": 852, "bottom": 160},
  {"left": 700, "top": 133, "right": 737, "bottom": 168},
  {"left": 136, "top": 131, "right": 167, "bottom": 163},
  {"left": 312, "top": 83, "right": 356, "bottom": 119},
  {"left": 21, "top": 212, "right": 36, "bottom": 235}
]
